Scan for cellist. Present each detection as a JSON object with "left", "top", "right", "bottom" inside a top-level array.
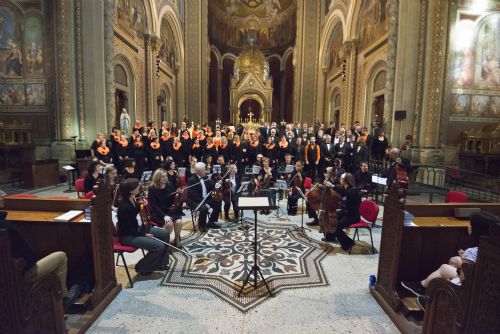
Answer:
[{"left": 386, "top": 147, "right": 412, "bottom": 189}]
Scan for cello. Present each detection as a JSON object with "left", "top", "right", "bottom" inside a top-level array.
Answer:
[
  {"left": 307, "top": 182, "right": 340, "bottom": 235},
  {"left": 393, "top": 134, "right": 415, "bottom": 191}
]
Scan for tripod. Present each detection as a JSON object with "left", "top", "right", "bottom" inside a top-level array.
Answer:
[{"left": 237, "top": 197, "right": 275, "bottom": 297}]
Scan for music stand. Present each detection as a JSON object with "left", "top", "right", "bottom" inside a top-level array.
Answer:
[
  {"left": 294, "top": 187, "right": 311, "bottom": 241},
  {"left": 237, "top": 196, "right": 276, "bottom": 297},
  {"left": 272, "top": 180, "right": 289, "bottom": 220},
  {"left": 62, "top": 165, "right": 76, "bottom": 192}
]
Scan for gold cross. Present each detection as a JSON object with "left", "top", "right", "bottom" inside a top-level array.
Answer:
[{"left": 248, "top": 110, "right": 254, "bottom": 122}]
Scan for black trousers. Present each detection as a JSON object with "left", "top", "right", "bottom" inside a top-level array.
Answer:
[
  {"left": 326, "top": 213, "right": 356, "bottom": 250},
  {"left": 223, "top": 193, "right": 239, "bottom": 219},
  {"left": 197, "top": 198, "right": 222, "bottom": 228}
]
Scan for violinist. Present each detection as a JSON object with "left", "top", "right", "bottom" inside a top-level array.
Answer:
[
  {"left": 186, "top": 162, "right": 221, "bottom": 233},
  {"left": 117, "top": 178, "right": 169, "bottom": 275},
  {"left": 83, "top": 162, "right": 103, "bottom": 194},
  {"left": 148, "top": 137, "right": 163, "bottom": 171},
  {"left": 164, "top": 160, "right": 180, "bottom": 186},
  {"left": 257, "top": 157, "right": 275, "bottom": 215},
  {"left": 148, "top": 169, "right": 183, "bottom": 248},
  {"left": 325, "top": 173, "right": 360, "bottom": 251},
  {"left": 122, "top": 159, "right": 140, "bottom": 180},
  {"left": 223, "top": 164, "right": 240, "bottom": 222},
  {"left": 96, "top": 140, "right": 113, "bottom": 164},
  {"left": 287, "top": 161, "right": 304, "bottom": 216},
  {"left": 386, "top": 147, "right": 412, "bottom": 188}
]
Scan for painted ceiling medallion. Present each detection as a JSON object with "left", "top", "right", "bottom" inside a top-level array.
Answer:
[{"left": 241, "top": 0, "right": 263, "bottom": 9}]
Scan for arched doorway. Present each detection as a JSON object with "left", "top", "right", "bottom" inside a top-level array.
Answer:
[
  {"left": 158, "top": 87, "right": 171, "bottom": 123},
  {"left": 331, "top": 88, "right": 341, "bottom": 129},
  {"left": 113, "top": 61, "right": 135, "bottom": 129},
  {"left": 365, "top": 64, "right": 387, "bottom": 129},
  {"left": 240, "top": 99, "right": 262, "bottom": 122}
]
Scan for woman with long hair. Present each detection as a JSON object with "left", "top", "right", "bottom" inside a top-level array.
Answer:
[
  {"left": 148, "top": 169, "right": 183, "bottom": 248},
  {"left": 116, "top": 178, "right": 169, "bottom": 275}
]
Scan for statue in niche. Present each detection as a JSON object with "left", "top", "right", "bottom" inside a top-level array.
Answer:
[
  {"left": 26, "top": 42, "right": 43, "bottom": 73},
  {"left": 263, "top": 61, "right": 270, "bottom": 81},
  {"left": 120, "top": 108, "right": 131, "bottom": 135},
  {"left": 4, "top": 40, "right": 22, "bottom": 76},
  {"left": 233, "top": 64, "right": 240, "bottom": 81}
]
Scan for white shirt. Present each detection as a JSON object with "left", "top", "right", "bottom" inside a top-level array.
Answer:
[
  {"left": 230, "top": 175, "right": 237, "bottom": 192},
  {"left": 198, "top": 175, "right": 207, "bottom": 197}
]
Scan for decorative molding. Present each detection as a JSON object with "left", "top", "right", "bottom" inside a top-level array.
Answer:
[
  {"left": 55, "top": 0, "right": 72, "bottom": 140},
  {"left": 75, "top": 0, "right": 85, "bottom": 140},
  {"left": 104, "top": 0, "right": 115, "bottom": 132},
  {"left": 422, "top": 0, "right": 449, "bottom": 148},
  {"left": 412, "top": 0, "right": 428, "bottom": 142},
  {"left": 383, "top": 0, "right": 399, "bottom": 141}
]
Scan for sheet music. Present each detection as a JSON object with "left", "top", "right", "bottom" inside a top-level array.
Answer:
[
  {"left": 252, "top": 165, "right": 262, "bottom": 174},
  {"left": 285, "top": 164, "right": 294, "bottom": 173},
  {"left": 238, "top": 196, "right": 269, "bottom": 208},
  {"left": 63, "top": 165, "right": 75, "bottom": 171},
  {"left": 141, "top": 171, "right": 152, "bottom": 182},
  {"left": 237, "top": 181, "right": 250, "bottom": 193},
  {"left": 277, "top": 179, "right": 287, "bottom": 190},
  {"left": 371, "top": 174, "right": 387, "bottom": 185}
]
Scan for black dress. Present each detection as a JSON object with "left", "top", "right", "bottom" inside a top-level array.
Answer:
[{"left": 148, "top": 182, "right": 182, "bottom": 226}]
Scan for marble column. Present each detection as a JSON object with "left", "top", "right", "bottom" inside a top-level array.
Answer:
[
  {"left": 344, "top": 39, "right": 358, "bottom": 126},
  {"left": 217, "top": 68, "right": 222, "bottom": 120},
  {"left": 144, "top": 34, "right": 153, "bottom": 123},
  {"left": 103, "top": 0, "right": 115, "bottom": 132}
]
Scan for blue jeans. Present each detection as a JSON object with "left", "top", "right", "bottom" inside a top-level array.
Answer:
[{"left": 119, "top": 227, "right": 169, "bottom": 273}]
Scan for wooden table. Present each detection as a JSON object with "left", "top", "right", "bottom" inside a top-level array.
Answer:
[{"left": 412, "top": 216, "right": 470, "bottom": 227}]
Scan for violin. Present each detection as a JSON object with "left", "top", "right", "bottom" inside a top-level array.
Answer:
[
  {"left": 97, "top": 145, "right": 110, "bottom": 156},
  {"left": 135, "top": 187, "right": 151, "bottom": 226}
]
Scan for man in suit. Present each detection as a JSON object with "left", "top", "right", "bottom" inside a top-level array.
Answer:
[
  {"left": 223, "top": 164, "right": 241, "bottom": 222},
  {"left": 187, "top": 162, "right": 222, "bottom": 232}
]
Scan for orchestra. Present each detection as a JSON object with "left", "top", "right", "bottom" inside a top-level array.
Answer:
[{"left": 89, "top": 118, "right": 410, "bottom": 250}]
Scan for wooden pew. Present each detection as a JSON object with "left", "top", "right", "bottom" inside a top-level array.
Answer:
[
  {"left": 371, "top": 186, "right": 500, "bottom": 333},
  {"left": 0, "top": 184, "right": 121, "bottom": 333}
]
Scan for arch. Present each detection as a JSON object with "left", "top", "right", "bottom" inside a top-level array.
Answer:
[
  {"left": 266, "top": 54, "right": 282, "bottom": 68},
  {"left": 142, "top": 0, "right": 157, "bottom": 34},
  {"left": 319, "top": 10, "right": 347, "bottom": 71},
  {"left": 158, "top": 83, "right": 171, "bottom": 123},
  {"left": 113, "top": 54, "right": 136, "bottom": 126},
  {"left": 235, "top": 90, "right": 270, "bottom": 109},
  {"left": 331, "top": 87, "right": 342, "bottom": 128},
  {"left": 281, "top": 47, "right": 294, "bottom": 71},
  {"left": 346, "top": 0, "right": 363, "bottom": 40},
  {"left": 157, "top": 5, "right": 184, "bottom": 67},
  {"left": 222, "top": 52, "right": 238, "bottom": 63},
  {"left": 364, "top": 60, "right": 388, "bottom": 125},
  {"left": 210, "top": 45, "right": 223, "bottom": 69}
]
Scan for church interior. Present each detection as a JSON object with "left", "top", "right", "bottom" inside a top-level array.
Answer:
[{"left": 1, "top": 0, "right": 500, "bottom": 333}]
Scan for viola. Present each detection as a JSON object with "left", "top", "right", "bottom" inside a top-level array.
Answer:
[{"left": 97, "top": 145, "right": 110, "bottom": 156}]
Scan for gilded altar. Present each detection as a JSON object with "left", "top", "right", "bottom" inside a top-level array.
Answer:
[{"left": 230, "top": 44, "right": 273, "bottom": 124}]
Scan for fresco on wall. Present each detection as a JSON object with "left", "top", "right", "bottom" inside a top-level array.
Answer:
[
  {"left": 358, "top": 0, "right": 389, "bottom": 52},
  {"left": 0, "top": 8, "right": 22, "bottom": 77},
  {"left": 26, "top": 83, "right": 45, "bottom": 105},
  {"left": 0, "top": 84, "right": 25, "bottom": 105},
  {"left": 159, "top": 18, "right": 176, "bottom": 69},
  {"left": 451, "top": 94, "right": 470, "bottom": 116},
  {"left": 114, "top": 0, "right": 146, "bottom": 40},
  {"left": 450, "top": 12, "right": 500, "bottom": 123},
  {"left": 474, "top": 16, "right": 500, "bottom": 89},
  {"left": 24, "top": 15, "right": 44, "bottom": 74},
  {"left": 327, "top": 22, "right": 344, "bottom": 77}
]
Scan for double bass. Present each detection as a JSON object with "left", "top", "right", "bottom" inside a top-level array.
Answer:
[
  {"left": 393, "top": 134, "right": 415, "bottom": 191},
  {"left": 307, "top": 183, "right": 340, "bottom": 235}
]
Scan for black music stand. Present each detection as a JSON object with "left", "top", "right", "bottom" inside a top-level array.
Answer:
[
  {"left": 294, "top": 187, "right": 311, "bottom": 241},
  {"left": 237, "top": 196, "right": 276, "bottom": 297}
]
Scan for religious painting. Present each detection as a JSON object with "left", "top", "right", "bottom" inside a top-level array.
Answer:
[
  {"left": 0, "top": 7, "right": 22, "bottom": 77},
  {"left": 159, "top": 18, "right": 176, "bottom": 70},
  {"left": 470, "top": 95, "right": 490, "bottom": 117},
  {"left": 26, "top": 83, "right": 45, "bottom": 105},
  {"left": 114, "top": 0, "right": 146, "bottom": 40},
  {"left": 358, "top": 0, "right": 389, "bottom": 52},
  {"left": 24, "top": 15, "right": 44, "bottom": 74},
  {"left": 488, "top": 96, "right": 500, "bottom": 117},
  {"left": 451, "top": 94, "right": 470, "bottom": 116},
  {"left": 327, "top": 22, "right": 344, "bottom": 77},
  {"left": 0, "top": 84, "right": 25, "bottom": 105},
  {"left": 474, "top": 15, "right": 500, "bottom": 90}
]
